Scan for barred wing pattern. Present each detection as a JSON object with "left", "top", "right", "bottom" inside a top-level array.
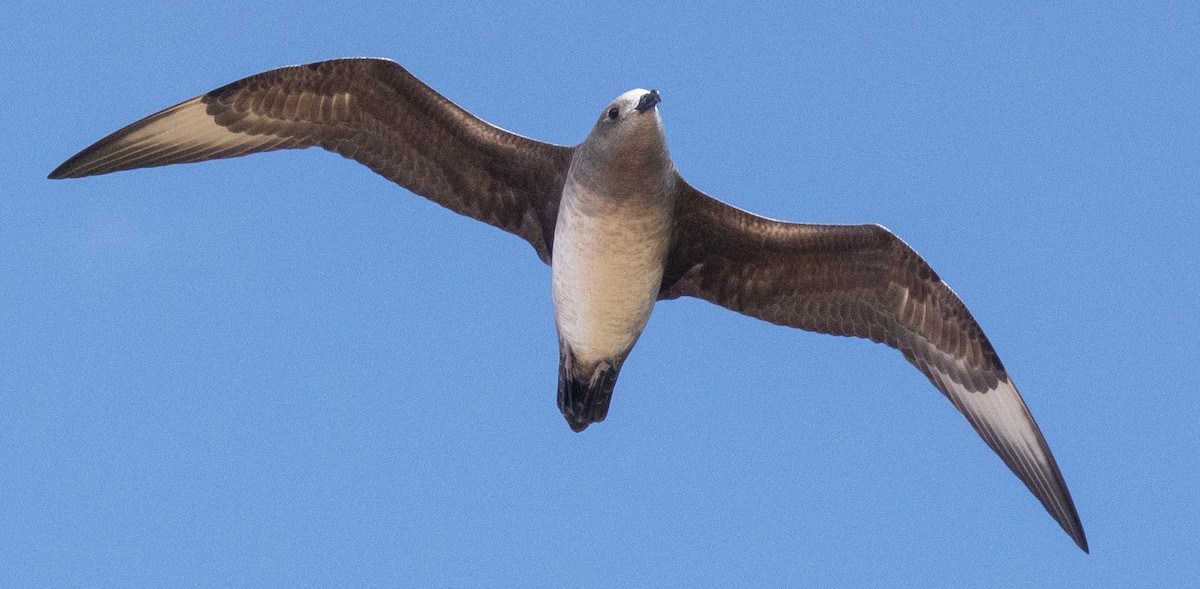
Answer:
[
  {"left": 661, "top": 180, "right": 1087, "bottom": 552},
  {"left": 49, "top": 58, "right": 574, "bottom": 263}
]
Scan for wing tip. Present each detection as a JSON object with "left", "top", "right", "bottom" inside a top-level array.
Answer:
[
  {"left": 1048, "top": 459, "right": 1088, "bottom": 553},
  {"left": 47, "top": 95, "right": 213, "bottom": 181},
  {"left": 48, "top": 150, "right": 115, "bottom": 179},
  {"left": 1063, "top": 513, "right": 1089, "bottom": 553},
  {"left": 48, "top": 133, "right": 134, "bottom": 180},
  {"left": 47, "top": 160, "right": 83, "bottom": 180}
]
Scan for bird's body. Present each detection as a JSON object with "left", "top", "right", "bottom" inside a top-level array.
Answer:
[
  {"left": 49, "top": 58, "right": 1087, "bottom": 552},
  {"left": 552, "top": 89, "right": 676, "bottom": 429}
]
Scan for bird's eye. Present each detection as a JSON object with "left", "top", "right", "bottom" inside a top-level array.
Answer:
[{"left": 607, "top": 107, "right": 620, "bottom": 120}]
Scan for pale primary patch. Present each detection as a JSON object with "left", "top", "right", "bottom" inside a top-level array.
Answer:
[
  {"left": 60, "top": 97, "right": 297, "bottom": 178},
  {"left": 928, "top": 364, "right": 1076, "bottom": 530}
]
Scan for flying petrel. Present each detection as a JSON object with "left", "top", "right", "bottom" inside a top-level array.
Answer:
[{"left": 49, "top": 58, "right": 1087, "bottom": 552}]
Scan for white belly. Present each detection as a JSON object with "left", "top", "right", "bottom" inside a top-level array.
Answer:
[{"left": 551, "top": 189, "right": 672, "bottom": 363}]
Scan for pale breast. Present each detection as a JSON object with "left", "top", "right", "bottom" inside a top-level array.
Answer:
[{"left": 551, "top": 184, "right": 673, "bottom": 363}]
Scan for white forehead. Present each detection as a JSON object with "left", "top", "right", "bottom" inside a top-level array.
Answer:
[{"left": 612, "top": 88, "right": 651, "bottom": 107}]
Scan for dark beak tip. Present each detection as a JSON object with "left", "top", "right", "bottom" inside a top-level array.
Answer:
[{"left": 635, "top": 89, "right": 662, "bottom": 113}]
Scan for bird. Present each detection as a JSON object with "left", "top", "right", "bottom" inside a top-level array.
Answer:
[{"left": 49, "top": 57, "right": 1087, "bottom": 552}]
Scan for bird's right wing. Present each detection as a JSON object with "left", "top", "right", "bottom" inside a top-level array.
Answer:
[{"left": 49, "top": 58, "right": 575, "bottom": 263}]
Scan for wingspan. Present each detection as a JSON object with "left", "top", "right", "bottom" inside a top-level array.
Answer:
[
  {"left": 49, "top": 58, "right": 574, "bottom": 263},
  {"left": 661, "top": 179, "right": 1087, "bottom": 552}
]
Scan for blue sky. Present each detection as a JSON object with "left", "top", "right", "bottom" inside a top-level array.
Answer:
[{"left": 4, "top": 2, "right": 1197, "bottom": 586}]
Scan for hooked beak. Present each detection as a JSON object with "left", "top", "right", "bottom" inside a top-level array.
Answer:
[{"left": 635, "top": 89, "right": 661, "bottom": 113}]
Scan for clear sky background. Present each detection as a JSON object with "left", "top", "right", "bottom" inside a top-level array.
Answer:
[{"left": 3, "top": 2, "right": 1197, "bottom": 587}]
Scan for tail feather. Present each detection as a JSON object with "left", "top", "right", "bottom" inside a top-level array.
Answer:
[{"left": 557, "top": 349, "right": 622, "bottom": 432}]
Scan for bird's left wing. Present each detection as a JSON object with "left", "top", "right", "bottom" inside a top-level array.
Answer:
[
  {"left": 660, "top": 179, "right": 1087, "bottom": 552},
  {"left": 49, "top": 58, "right": 574, "bottom": 263}
]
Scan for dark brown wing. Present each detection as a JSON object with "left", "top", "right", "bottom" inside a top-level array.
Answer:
[
  {"left": 49, "top": 58, "right": 574, "bottom": 263},
  {"left": 661, "top": 179, "right": 1087, "bottom": 552}
]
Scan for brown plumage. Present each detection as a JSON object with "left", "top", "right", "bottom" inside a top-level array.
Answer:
[
  {"left": 50, "top": 59, "right": 573, "bottom": 263},
  {"left": 661, "top": 182, "right": 1081, "bottom": 549},
  {"left": 49, "top": 58, "right": 1086, "bottom": 552}
]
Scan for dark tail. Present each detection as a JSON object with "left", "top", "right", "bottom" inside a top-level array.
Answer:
[{"left": 557, "top": 348, "right": 622, "bottom": 432}]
